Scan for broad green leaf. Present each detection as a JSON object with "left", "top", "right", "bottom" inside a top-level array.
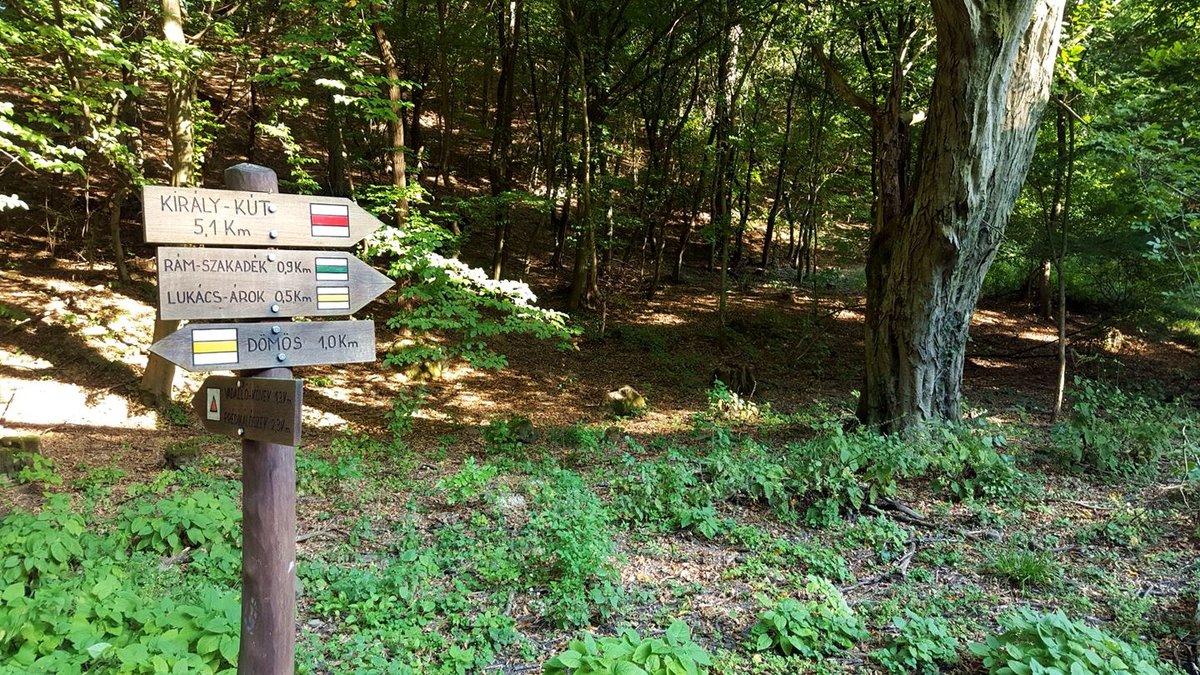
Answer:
[{"left": 1, "top": 582, "right": 24, "bottom": 602}]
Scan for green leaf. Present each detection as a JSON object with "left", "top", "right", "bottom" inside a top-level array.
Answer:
[
  {"left": 218, "top": 634, "right": 239, "bottom": 666},
  {"left": 86, "top": 642, "right": 112, "bottom": 659},
  {"left": 197, "top": 634, "right": 220, "bottom": 655},
  {"left": 555, "top": 650, "right": 582, "bottom": 668},
  {"left": 50, "top": 539, "right": 68, "bottom": 563},
  {"left": 91, "top": 575, "right": 119, "bottom": 600},
  {"left": 1, "top": 582, "right": 24, "bottom": 602},
  {"left": 665, "top": 620, "right": 689, "bottom": 644}
]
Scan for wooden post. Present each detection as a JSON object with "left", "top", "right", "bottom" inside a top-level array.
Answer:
[{"left": 224, "top": 163, "right": 296, "bottom": 675}]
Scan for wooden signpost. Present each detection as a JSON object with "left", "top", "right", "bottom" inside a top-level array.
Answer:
[
  {"left": 192, "top": 375, "right": 303, "bottom": 446},
  {"left": 143, "top": 185, "right": 385, "bottom": 247},
  {"left": 156, "top": 247, "right": 393, "bottom": 320},
  {"left": 143, "top": 163, "right": 392, "bottom": 675},
  {"left": 149, "top": 319, "right": 377, "bottom": 371}
]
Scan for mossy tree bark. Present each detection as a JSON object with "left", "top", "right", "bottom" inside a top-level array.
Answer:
[{"left": 853, "top": 0, "right": 1067, "bottom": 431}]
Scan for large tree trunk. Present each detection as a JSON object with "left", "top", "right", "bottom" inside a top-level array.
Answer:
[{"left": 858, "top": 0, "right": 1066, "bottom": 431}]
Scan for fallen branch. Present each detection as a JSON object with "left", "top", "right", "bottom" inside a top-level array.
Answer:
[
  {"left": 840, "top": 541, "right": 918, "bottom": 594},
  {"left": 870, "top": 500, "right": 1002, "bottom": 542},
  {"left": 159, "top": 546, "right": 193, "bottom": 570},
  {"left": 295, "top": 530, "right": 330, "bottom": 544}
]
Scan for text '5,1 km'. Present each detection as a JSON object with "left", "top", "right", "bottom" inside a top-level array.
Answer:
[{"left": 142, "top": 185, "right": 386, "bottom": 248}]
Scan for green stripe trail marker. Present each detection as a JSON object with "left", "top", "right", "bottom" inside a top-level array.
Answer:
[{"left": 156, "top": 246, "right": 393, "bottom": 320}]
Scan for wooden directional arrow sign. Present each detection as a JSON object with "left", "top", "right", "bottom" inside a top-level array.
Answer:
[
  {"left": 156, "top": 247, "right": 394, "bottom": 320},
  {"left": 192, "top": 376, "right": 303, "bottom": 446},
  {"left": 142, "top": 185, "right": 386, "bottom": 248},
  {"left": 150, "top": 320, "right": 376, "bottom": 372}
]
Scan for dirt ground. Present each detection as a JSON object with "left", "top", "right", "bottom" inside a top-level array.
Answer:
[{"left": 0, "top": 226, "right": 1195, "bottom": 511}]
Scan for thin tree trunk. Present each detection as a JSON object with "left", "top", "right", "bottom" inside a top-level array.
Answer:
[
  {"left": 108, "top": 6, "right": 142, "bottom": 285},
  {"left": 567, "top": 65, "right": 596, "bottom": 310},
  {"left": 673, "top": 143, "right": 710, "bottom": 283},
  {"left": 549, "top": 53, "right": 573, "bottom": 270},
  {"left": 490, "top": 0, "right": 523, "bottom": 279},
  {"left": 713, "top": 8, "right": 739, "bottom": 329},
  {"left": 1052, "top": 96, "right": 1075, "bottom": 422},
  {"left": 140, "top": 0, "right": 193, "bottom": 404},
  {"left": 161, "top": 0, "right": 194, "bottom": 188},
  {"left": 409, "top": 64, "right": 429, "bottom": 173},
  {"left": 108, "top": 185, "right": 130, "bottom": 282},
  {"left": 326, "top": 94, "right": 349, "bottom": 197},
  {"left": 371, "top": 16, "right": 408, "bottom": 227},
  {"left": 762, "top": 57, "right": 801, "bottom": 267}
]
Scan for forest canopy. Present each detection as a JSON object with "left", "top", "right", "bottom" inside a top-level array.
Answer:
[{"left": 1, "top": 0, "right": 1196, "bottom": 421}]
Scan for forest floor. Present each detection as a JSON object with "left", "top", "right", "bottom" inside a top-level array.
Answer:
[{"left": 1, "top": 227, "right": 1198, "bottom": 673}]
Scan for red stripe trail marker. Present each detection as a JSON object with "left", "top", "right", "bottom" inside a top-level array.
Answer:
[{"left": 143, "top": 185, "right": 386, "bottom": 248}]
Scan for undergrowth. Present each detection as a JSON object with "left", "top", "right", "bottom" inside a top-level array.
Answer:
[{"left": 0, "top": 380, "right": 1192, "bottom": 673}]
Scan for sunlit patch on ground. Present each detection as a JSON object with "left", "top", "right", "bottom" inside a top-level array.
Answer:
[{"left": 0, "top": 377, "right": 158, "bottom": 429}]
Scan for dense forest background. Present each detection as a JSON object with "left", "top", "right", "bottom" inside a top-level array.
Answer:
[
  {"left": 2, "top": 0, "right": 1196, "bottom": 337},
  {"left": 1, "top": 0, "right": 1199, "bottom": 673}
]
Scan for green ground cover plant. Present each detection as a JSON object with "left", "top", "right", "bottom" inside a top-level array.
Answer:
[
  {"left": 747, "top": 577, "right": 867, "bottom": 658},
  {"left": 436, "top": 457, "right": 499, "bottom": 505},
  {"left": 870, "top": 611, "right": 960, "bottom": 674},
  {"left": 0, "top": 487, "right": 242, "bottom": 674},
  {"left": 984, "top": 547, "right": 1062, "bottom": 589},
  {"left": 969, "top": 609, "right": 1181, "bottom": 675},
  {"left": 0, "top": 387, "right": 1194, "bottom": 673},
  {"left": 544, "top": 620, "right": 712, "bottom": 674},
  {"left": 1053, "top": 378, "right": 1198, "bottom": 477}
]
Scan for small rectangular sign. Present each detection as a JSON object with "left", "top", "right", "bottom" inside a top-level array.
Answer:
[
  {"left": 155, "top": 247, "right": 393, "bottom": 320},
  {"left": 150, "top": 320, "right": 377, "bottom": 372},
  {"left": 191, "top": 376, "right": 303, "bottom": 446},
  {"left": 142, "top": 186, "right": 386, "bottom": 248}
]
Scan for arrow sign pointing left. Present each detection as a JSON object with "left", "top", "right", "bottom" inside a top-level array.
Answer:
[
  {"left": 149, "top": 320, "right": 376, "bottom": 372},
  {"left": 191, "top": 376, "right": 303, "bottom": 446},
  {"left": 156, "top": 246, "right": 394, "bottom": 320}
]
